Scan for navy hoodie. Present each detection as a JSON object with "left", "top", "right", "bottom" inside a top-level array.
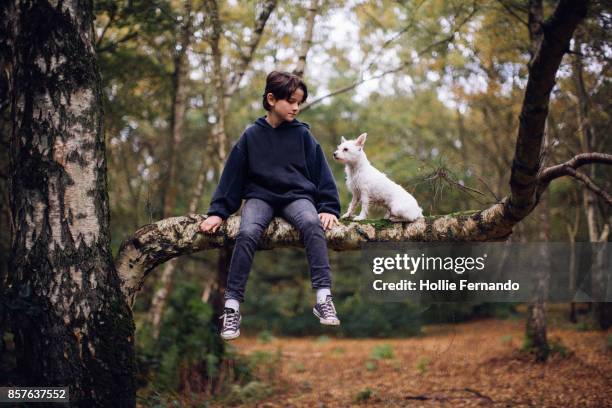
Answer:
[{"left": 207, "top": 117, "right": 341, "bottom": 219}]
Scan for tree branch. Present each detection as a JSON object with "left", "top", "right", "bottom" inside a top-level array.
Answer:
[
  {"left": 494, "top": 0, "right": 528, "bottom": 27},
  {"left": 96, "top": 31, "right": 139, "bottom": 53},
  {"left": 95, "top": 6, "right": 117, "bottom": 50},
  {"left": 115, "top": 203, "right": 515, "bottom": 305},
  {"left": 539, "top": 152, "right": 612, "bottom": 182},
  {"left": 226, "top": 0, "right": 277, "bottom": 97},
  {"left": 300, "top": 4, "right": 477, "bottom": 112},
  {"left": 293, "top": 0, "right": 319, "bottom": 78},
  {"left": 359, "top": 0, "right": 428, "bottom": 76},
  {"left": 300, "top": 34, "right": 457, "bottom": 112},
  {"left": 538, "top": 152, "right": 612, "bottom": 205},
  {"left": 507, "top": 0, "right": 588, "bottom": 221}
]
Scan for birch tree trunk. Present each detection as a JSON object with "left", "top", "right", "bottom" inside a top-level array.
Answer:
[
  {"left": 3, "top": 0, "right": 135, "bottom": 405},
  {"left": 572, "top": 29, "right": 612, "bottom": 329},
  {"left": 293, "top": 0, "right": 319, "bottom": 78},
  {"left": 161, "top": 0, "right": 193, "bottom": 218},
  {"left": 149, "top": 0, "right": 193, "bottom": 339}
]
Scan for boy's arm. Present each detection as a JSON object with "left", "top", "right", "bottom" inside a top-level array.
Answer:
[
  {"left": 207, "top": 140, "right": 248, "bottom": 220},
  {"left": 312, "top": 143, "right": 341, "bottom": 218}
]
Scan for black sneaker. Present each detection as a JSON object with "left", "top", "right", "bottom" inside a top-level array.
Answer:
[
  {"left": 313, "top": 295, "right": 340, "bottom": 326},
  {"left": 219, "top": 307, "right": 241, "bottom": 340}
]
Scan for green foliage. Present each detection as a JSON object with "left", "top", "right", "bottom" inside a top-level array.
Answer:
[
  {"left": 548, "top": 338, "right": 573, "bottom": 359},
  {"left": 370, "top": 344, "right": 394, "bottom": 360},
  {"left": 136, "top": 282, "right": 222, "bottom": 392},
  {"left": 500, "top": 334, "right": 513, "bottom": 346},
  {"left": 575, "top": 321, "right": 591, "bottom": 332},
  {"left": 354, "top": 387, "right": 373, "bottom": 403},
  {"left": 247, "top": 349, "right": 282, "bottom": 382},
  {"left": 365, "top": 360, "right": 377, "bottom": 371},
  {"left": 422, "top": 302, "right": 517, "bottom": 324},
  {"left": 225, "top": 381, "right": 272, "bottom": 405},
  {"left": 257, "top": 330, "right": 275, "bottom": 344},
  {"left": 416, "top": 357, "right": 430, "bottom": 374},
  {"left": 337, "top": 296, "right": 422, "bottom": 338},
  {"left": 331, "top": 346, "right": 346, "bottom": 355}
]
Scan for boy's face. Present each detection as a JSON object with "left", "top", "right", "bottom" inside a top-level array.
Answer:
[{"left": 267, "top": 88, "right": 304, "bottom": 122}]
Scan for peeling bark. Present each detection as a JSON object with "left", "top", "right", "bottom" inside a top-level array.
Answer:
[
  {"left": 115, "top": 204, "right": 515, "bottom": 305},
  {"left": 4, "top": 1, "right": 134, "bottom": 404}
]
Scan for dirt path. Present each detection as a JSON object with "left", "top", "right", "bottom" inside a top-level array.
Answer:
[{"left": 228, "top": 319, "right": 611, "bottom": 407}]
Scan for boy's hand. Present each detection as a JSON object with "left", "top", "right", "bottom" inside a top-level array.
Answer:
[
  {"left": 199, "top": 215, "right": 223, "bottom": 234},
  {"left": 318, "top": 212, "right": 340, "bottom": 231}
]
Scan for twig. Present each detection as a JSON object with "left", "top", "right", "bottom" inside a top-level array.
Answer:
[
  {"left": 494, "top": 0, "right": 528, "bottom": 26},
  {"left": 538, "top": 152, "right": 612, "bottom": 205},
  {"left": 300, "top": 4, "right": 478, "bottom": 112},
  {"left": 97, "top": 31, "right": 139, "bottom": 53}
]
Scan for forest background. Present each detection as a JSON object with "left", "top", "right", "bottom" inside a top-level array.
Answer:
[{"left": 0, "top": 0, "right": 609, "bottom": 406}]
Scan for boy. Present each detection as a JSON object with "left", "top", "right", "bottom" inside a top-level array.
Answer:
[{"left": 199, "top": 71, "right": 342, "bottom": 340}]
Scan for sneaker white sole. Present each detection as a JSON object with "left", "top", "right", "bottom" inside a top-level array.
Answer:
[
  {"left": 221, "top": 329, "right": 240, "bottom": 340},
  {"left": 313, "top": 308, "right": 340, "bottom": 326}
]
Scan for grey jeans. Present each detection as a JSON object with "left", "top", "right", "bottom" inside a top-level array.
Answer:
[{"left": 224, "top": 198, "right": 332, "bottom": 302}]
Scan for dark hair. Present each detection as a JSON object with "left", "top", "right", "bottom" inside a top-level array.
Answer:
[{"left": 262, "top": 71, "right": 308, "bottom": 111}]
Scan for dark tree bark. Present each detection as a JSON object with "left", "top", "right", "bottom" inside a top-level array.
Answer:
[
  {"left": 2, "top": 1, "right": 135, "bottom": 405},
  {"left": 508, "top": 0, "right": 589, "bottom": 219},
  {"left": 523, "top": 0, "right": 550, "bottom": 361}
]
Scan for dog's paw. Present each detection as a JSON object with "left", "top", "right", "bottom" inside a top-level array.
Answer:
[
  {"left": 341, "top": 213, "right": 353, "bottom": 220},
  {"left": 353, "top": 215, "right": 366, "bottom": 221}
]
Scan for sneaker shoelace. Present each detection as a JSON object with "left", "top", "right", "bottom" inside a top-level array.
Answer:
[
  {"left": 319, "top": 298, "right": 337, "bottom": 318},
  {"left": 220, "top": 308, "right": 239, "bottom": 332}
]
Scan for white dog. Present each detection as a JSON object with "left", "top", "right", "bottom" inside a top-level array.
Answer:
[{"left": 333, "top": 133, "right": 423, "bottom": 222}]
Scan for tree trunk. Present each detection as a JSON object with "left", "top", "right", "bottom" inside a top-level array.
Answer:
[
  {"left": 572, "top": 30, "right": 612, "bottom": 329},
  {"left": 3, "top": 0, "right": 135, "bottom": 405},
  {"left": 149, "top": 162, "right": 209, "bottom": 338},
  {"left": 566, "top": 200, "right": 580, "bottom": 323},
  {"left": 592, "top": 223, "right": 611, "bottom": 329},
  {"left": 525, "top": 190, "right": 551, "bottom": 361},
  {"left": 293, "top": 0, "right": 319, "bottom": 78},
  {"left": 161, "top": 0, "right": 193, "bottom": 218},
  {"left": 148, "top": 1, "right": 194, "bottom": 336},
  {"left": 148, "top": 259, "right": 178, "bottom": 339}
]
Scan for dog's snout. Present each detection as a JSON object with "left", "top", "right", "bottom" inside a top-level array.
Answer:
[{"left": 333, "top": 152, "right": 338, "bottom": 158}]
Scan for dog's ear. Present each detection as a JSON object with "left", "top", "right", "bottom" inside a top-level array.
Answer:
[
  {"left": 341, "top": 136, "right": 347, "bottom": 144},
  {"left": 356, "top": 133, "right": 367, "bottom": 146}
]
